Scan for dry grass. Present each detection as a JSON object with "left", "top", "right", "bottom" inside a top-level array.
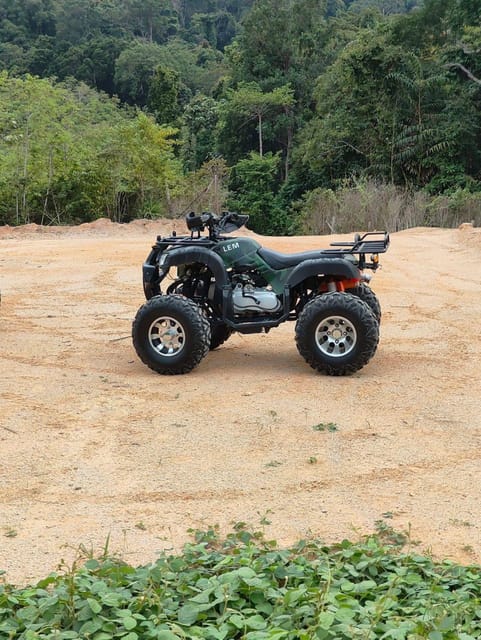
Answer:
[{"left": 296, "top": 181, "right": 481, "bottom": 234}]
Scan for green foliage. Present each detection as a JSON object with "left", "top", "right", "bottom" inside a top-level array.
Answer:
[
  {"left": 0, "top": 74, "right": 181, "bottom": 224},
  {"left": 1, "top": 526, "right": 481, "bottom": 639},
  {"left": 228, "top": 152, "right": 290, "bottom": 234},
  {"left": 98, "top": 112, "right": 182, "bottom": 221},
  {"left": 218, "top": 83, "right": 294, "bottom": 160},
  {"left": 114, "top": 41, "right": 166, "bottom": 106},
  {"left": 347, "top": 0, "right": 420, "bottom": 14},
  {"left": 148, "top": 65, "right": 183, "bottom": 125},
  {"left": 181, "top": 95, "right": 220, "bottom": 171},
  {"left": 293, "top": 8, "right": 481, "bottom": 198},
  {"left": 312, "top": 422, "right": 339, "bottom": 432},
  {"left": 1, "top": 0, "right": 481, "bottom": 230},
  {"left": 151, "top": 38, "right": 227, "bottom": 96},
  {"left": 171, "top": 158, "right": 230, "bottom": 217}
]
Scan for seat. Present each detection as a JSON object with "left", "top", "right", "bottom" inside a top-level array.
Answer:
[{"left": 257, "top": 246, "right": 324, "bottom": 269}]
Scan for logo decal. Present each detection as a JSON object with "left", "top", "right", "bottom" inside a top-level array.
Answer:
[{"left": 221, "top": 242, "right": 240, "bottom": 253}]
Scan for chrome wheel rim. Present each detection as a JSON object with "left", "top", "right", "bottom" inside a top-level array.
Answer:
[
  {"left": 148, "top": 316, "right": 185, "bottom": 357},
  {"left": 315, "top": 315, "right": 357, "bottom": 358}
]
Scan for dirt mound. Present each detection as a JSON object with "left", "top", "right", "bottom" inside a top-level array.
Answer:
[
  {"left": 0, "top": 217, "right": 188, "bottom": 240},
  {"left": 458, "top": 221, "right": 481, "bottom": 249}
]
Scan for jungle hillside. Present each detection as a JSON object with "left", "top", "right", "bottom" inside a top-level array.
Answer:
[{"left": 1, "top": 0, "right": 480, "bottom": 234}]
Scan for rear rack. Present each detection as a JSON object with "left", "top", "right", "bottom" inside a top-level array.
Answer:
[
  {"left": 321, "top": 231, "right": 390, "bottom": 271},
  {"left": 323, "top": 231, "right": 390, "bottom": 255}
]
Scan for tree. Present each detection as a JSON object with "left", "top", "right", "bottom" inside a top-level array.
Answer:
[
  {"left": 100, "top": 112, "right": 181, "bottom": 219},
  {"left": 114, "top": 41, "right": 164, "bottom": 105},
  {"left": 0, "top": 74, "right": 182, "bottom": 224},
  {"left": 226, "top": 83, "right": 294, "bottom": 157},
  {"left": 190, "top": 10, "right": 237, "bottom": 50},
  {"left": 148, "top": 64, "right": 183, "bottom": 125},
  {"left": 217, "top": 82, "right": 295, "bottom": 171},
  {"left": 50, "top": 36, "right": 126, "bottom": 95},
  {"left": 122, "top": 0, "right": 178, "bottom": 43},
  {"left": 228, "top": 152, "right": 289, "bottom": 234},
  {"left": 181, "top": 94, "right": 219, "bottom": 170}
]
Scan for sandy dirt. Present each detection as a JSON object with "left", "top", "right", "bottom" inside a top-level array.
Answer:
[{"left": 1, "top": 219, "right": 481, "bottom": 586}]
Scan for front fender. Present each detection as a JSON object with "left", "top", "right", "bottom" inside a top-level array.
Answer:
[
  {"left": 143, "top": 245, "right": 231, "bottom": 300},
  {"left": 161, "top": 246, "right": 229, "bottom": 288}
]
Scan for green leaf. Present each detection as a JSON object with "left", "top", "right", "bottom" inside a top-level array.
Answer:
[
  {"left": 123, "top": 616, "right": 137, "bottom": 630},
  {"left": 334, "top": 607, "right": 356, "bottom": 622},
  {"left": 245, "top": 614, "right": 267, "bottom": 630},
  {"left": 156, "top": 632, "right": 181, "bottom": 640},
  {"left": 438, "top": 616, "right": 455, "bottom": 631},
  {"left": 237, "top": 567, "right": 257, "bottom": 579},
  {"left": 87, "top": 598, "right": 102, "bottom": 614},
  {"left": 79, "top": 619, "right": 103, "bottom": 635},
  {"left": 317, "top": 611, "right": 334, "bottom": 629},
  {"left": 177, "top": 603, "right": 199, "bottom": 625},
  {"left": 428, "top": 633, "right": 443, "bottom": 640},
  {"left": 228, "top": 614, "right": 245, "bottom": 629},
  {"left": 340, "top": 580, "right": 355, "bottom": 592},
  {"left": 190, "top": 586, "right": 215, "bottom": 603}
]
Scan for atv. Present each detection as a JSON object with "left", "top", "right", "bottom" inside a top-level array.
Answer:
[{"left": 132, "top": 211, "right": 389, "bottom": 376}]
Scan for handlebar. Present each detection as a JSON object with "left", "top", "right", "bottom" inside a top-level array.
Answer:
[{"left": 185, "top": 211, "right": 249, "bottom": 237}]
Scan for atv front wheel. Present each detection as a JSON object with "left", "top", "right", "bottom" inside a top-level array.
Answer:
[
  {"left": 346, "top": 283, "right": 381, "bottom": 324},
  {"left": 132, "top": 295, "right": 211, "bottom": 374},
  {"left": 295, "top": 292, "right": 379, "bottom": 376}
]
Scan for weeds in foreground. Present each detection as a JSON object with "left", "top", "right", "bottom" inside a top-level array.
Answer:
[{"left": 1, "top": 524, "right": 480, "bottom": 639}]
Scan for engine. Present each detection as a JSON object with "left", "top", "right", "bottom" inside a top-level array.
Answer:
[{"left": 232, "top": 282, "right": 281, "bottom": 315}]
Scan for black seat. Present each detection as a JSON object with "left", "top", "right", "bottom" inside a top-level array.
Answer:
[{"left": 258, "top": 246, "right": 325, "bottom": 269}]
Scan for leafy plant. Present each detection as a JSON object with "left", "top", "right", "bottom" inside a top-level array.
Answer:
[
  {"left": 2, "top": 525, "right": 481, "bottom": 639},
  {"left": 312, "top": 422, "right": 339, "bottom": 432}
]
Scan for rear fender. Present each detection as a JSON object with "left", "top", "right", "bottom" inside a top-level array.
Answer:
[{"left": 286, "top": 258, "right": 360, "bottom": 289}]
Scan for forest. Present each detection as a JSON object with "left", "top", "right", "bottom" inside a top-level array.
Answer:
[{"left": 0, "top": 0, "right": 480, "bottom": 233}]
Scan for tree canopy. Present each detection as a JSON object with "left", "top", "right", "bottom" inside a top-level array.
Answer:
[{"left": 2, "top": 0, "right": 481, "bottom": 233}]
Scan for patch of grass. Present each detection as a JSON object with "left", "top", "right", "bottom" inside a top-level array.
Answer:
[
  {"left": 449, "top": 518, "right": 473, "bottom": 527},
  {"left": 461, "top": 544, "right": 475, "bottom": 555},
  {"left": 1, "top": 525, "right": 481, "bottom": 639},
  {"left": 313, "top": 422, "right": 338, "bottom": 432}
]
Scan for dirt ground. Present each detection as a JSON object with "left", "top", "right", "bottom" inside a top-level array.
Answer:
[{"left": 1, "top": 219, "right": 481, "bottom": 587}]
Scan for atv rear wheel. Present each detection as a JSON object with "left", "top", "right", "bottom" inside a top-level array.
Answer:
[
  {"left": 295, "top": 292, "right": 379, "bottom": 376},
  {"left": 346, "top": 283, "right": 381, "bottom": 324},
  {"left": 132, "top": 295, "right": 211, "bottom": 374}
]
